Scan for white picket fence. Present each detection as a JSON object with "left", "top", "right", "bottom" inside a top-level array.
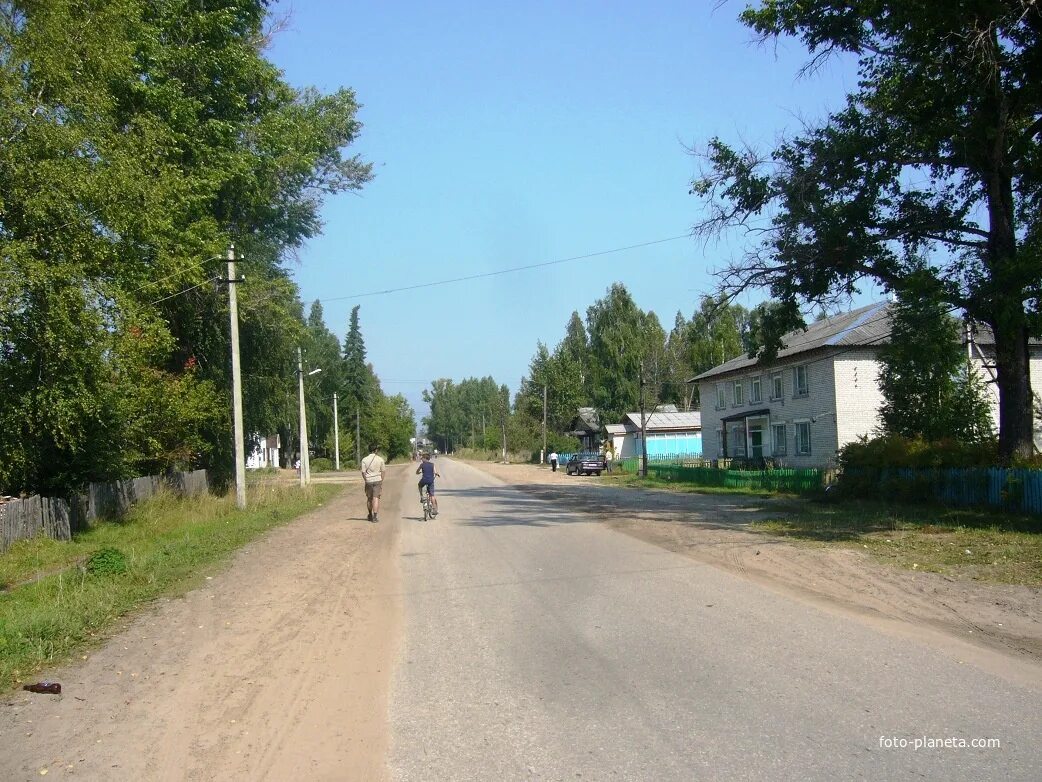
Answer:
[{"left": 0, "top": 469, "right": 209, "bottom": 552}]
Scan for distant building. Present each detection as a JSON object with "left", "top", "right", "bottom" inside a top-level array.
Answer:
[
  {"left": 605, "top": 405, "right": 702, "bottom": 459},
  {"left": 247, "top": 434, "right": 280, "bottom": 469},
  {"left": 566, "top": 407, "right": 602, "bottom": 451}
]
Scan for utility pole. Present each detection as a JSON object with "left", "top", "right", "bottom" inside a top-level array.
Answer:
[
  {"left": 542, "top": 384, "right": 547, "bottom": 464},
  {"left": 639, "top": 359, "right": 649, "bottom": 478},
  {"left": 227, "top": 245, "right": 246, "bottom": 509},
  {"left": 333, "top": 392, "right": 340, "bottom": 471},
  {"left": 297, "top": 346, "right": 310, "bottom": 487},
  {"left": 501, "top": 416, "right": 507, "bottom": 462},
  {"left": 356, "top": 408, "right": 361, "bottom": 465}
]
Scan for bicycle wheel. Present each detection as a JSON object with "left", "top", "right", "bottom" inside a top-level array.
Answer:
[{"left": 422, "top": 489, "right": 430, "bottom": 521}]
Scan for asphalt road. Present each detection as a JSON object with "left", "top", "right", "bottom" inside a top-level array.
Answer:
[{"left": 390, "top": 459, "right": 1042, "bottom": 782}]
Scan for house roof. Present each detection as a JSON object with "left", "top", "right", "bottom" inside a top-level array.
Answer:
[
  {"left": 622, "top": 411, "right": 702, "bottom": 432},
  {"left": 692, "top": 301, "right": 894, "bottom": 382},
  {"left": 569, "top": 406, "right": 601, "bottom": 432},
  {"left": 604, "top": 423, "right": 628, "bottom": 436},
  {"left": 690, "top": 300, "right": 1040, "bottom": 384}
]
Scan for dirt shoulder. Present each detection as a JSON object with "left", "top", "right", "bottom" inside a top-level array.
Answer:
[
  {"left": 0, "top": 473, "right": 404, "bottom": 781},
  {"left": 466, "top": 460, "right": 1042, "bottom": 676}
]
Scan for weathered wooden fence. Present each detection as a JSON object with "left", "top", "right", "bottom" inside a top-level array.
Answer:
[{"left": 0, "top": 469, "right": 209, "bottom": 552}]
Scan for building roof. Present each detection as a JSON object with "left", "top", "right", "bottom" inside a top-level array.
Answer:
[
  {"left": 692, "top": 301, "right": 894, "bottom": 382},
  {"left": 622, "top": 411, "right": 702, "bottom": 432},
  {"left": 690, "top": 300, "right": 1039, "bottom": 384},
  {"left": 604, "top": 423, "right": 628, "bottom": 436},
  {"left": 569, "top": 407, "right": 601, "bottom": 432}
]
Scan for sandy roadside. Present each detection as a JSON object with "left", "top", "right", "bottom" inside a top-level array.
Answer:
[
  {"left": 0, "top": 472, "right": 404, "bottom": 781},
  {"left": 465, "top": 460, "right": 1042, "bottom": 677}
]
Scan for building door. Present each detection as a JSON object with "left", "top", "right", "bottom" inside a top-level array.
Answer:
[{"left": 749, "top": 428, "right": 764, "bottom": 459}]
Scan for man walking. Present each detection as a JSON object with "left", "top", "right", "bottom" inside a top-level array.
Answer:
[
  {"left": 549, "top": 450, "right": 558, "bottom": 473},
  {"left": 360, "top": 443, "right": 385, "bottom": 522}
]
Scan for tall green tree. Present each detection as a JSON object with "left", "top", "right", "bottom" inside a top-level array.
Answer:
[
  {"left": 0, "top": 0, "right": 372, "bottom": 494},
  {"left": 586, "top": 283, "right": 666, "bottom": 423},
  {"left": 692, "top": 1, "right": 1042, "bottom": 459},
  {"left": 877, "top": 296, "right": 994, "bottom": 443}
]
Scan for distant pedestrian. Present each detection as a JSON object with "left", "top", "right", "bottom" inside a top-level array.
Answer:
[
  {"left": 361, "top": 444, "right": 386, "bottom": 522},
  {"left": 549, "top": 451, "right": 558, "bottom": 472},
  {"left": 605, "top": 449, "right": 614, "bottom": 474},
  {"left": 294, "top": 457, "right": 301, "bottom": 478}
]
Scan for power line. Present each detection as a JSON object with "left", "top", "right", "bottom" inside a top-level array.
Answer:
[
  {"left": 239, "top": 233, "right": 693, "bottom": 314},
  {"left": 150, "top": 276, "right": 219, "bottom": 306},
  {"left": 130, "top": 255, "right": 222, "bottom": 294},
  {"left": 323, "top": 234, "right": 691, "bottom": 302}
]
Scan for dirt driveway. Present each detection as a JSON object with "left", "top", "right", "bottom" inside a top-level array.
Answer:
[
  {"left": 0, "top": 472, "right": 403, "bottom": 782},
  {"left": 468, "top": 461, "right": 1042, "bottom": 676}
]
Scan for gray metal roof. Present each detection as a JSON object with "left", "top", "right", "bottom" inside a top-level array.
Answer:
[
  {"left": 692, "top": 301, "right": 892, "bottom": 382},
  {"left": 622, "top": 411, "right": 702, "bottom": 431},
  {"left": 604, "top": 423, "right": 628, "bottom": 435},
  {"left": 690, "top": 300, "right": 1034, "bottom": 383}
]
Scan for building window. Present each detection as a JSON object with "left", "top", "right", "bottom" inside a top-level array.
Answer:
[
  {"left": 772, "top": 423, "right": 787, "bottom": 456},
  {"left": 793, "top": 365, "right": 809, "bottom": 397},
  {"left": 771, "top": 372, "right": 783, "bottom": 400},
  {"left": 716, "top": 383, "right": 726, "bottom": 410},
  {"left": 750, "top": 376, "right": 762, "bottom": 404},
  {"left": 795, "top": 420, "right": 811, "bottom": 455},
  {"left": 716, "top": 429, "right": 723, "bottom": 457},
  {"left": 733, "top": 380, "right": 744, "bottom": 406}
]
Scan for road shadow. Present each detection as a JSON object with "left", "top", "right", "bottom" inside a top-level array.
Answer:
[{"left": 438, "top": 483, "right": 784, "bottom": 530}]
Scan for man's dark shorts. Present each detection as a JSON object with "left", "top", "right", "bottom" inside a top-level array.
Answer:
[
  {"left": 365, "top": 481, "right": 383, "bottom": 499},
  {"left": 418, "top": 479, "right": 435, "bottom": 496}
]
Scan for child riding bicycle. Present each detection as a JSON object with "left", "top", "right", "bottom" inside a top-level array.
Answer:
[{"left": 415, "top": 452, "right": 441, "bottom": 516}]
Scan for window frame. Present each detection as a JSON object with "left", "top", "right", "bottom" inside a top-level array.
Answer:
[
  {"left": 770, "top": 372, "right": 784, "bottom": 401},
  {"left": 750, "top": 376, "right": 762, "bottom": 404},
  {"left": 793, "top": 364, "right": 809, "bottom": 398},
  {"left": 732, "top": 379, "right": 744, "bottom": 406},
  {"left": 794, "top": 419, "right": 812, "bottom": 456},
  {"left": 716, "top": 383, "right": 727, "bottom": 410},
  {"left": 772, "top": 423, "right": 787, "bottom": 456}
]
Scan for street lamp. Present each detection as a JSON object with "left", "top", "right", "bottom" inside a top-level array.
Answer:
[{"left": 296, "top": 347, "right": 321, "bottom": 486}]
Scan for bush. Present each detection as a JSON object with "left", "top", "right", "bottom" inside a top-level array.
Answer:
[
  {"left": 835, "top": 435, "right": 1002, "bottom": 501},
  {"left": 309, "top": 458, "right": 334, "bottom": 473},
  {"left": 838, "top": 435, "right": 999, "bottom": 470}
]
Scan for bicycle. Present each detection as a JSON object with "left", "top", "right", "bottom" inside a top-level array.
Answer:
[{"left": 420, "top": 483, "right": 437, "bottom": 521}]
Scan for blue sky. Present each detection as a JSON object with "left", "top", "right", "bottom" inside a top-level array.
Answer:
[{"left": 267, "top": 1, "right": 867, "bottom": 419}]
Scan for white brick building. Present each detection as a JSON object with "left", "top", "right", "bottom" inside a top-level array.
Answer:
[{"left": 692, "top": 302, "right": 1042, "bottom": 468}]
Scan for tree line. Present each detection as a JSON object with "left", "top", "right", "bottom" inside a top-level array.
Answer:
[
  {"left": 425, "top": 280, "right": 1003, "bottom": 460},
  {"left": 0, "top": 1, "right": 405, "bottom": 496},
  {"left": 422, "top": 283, "right": 755, "bottom": 457}
]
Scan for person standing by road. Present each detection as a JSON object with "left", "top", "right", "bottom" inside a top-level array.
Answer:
[
  {"left": 605, "top": 448, "right": 614, "bottom": 474},
  {"left": 549, "top": 450, "right": 558, "bottom": 473},
  {"left": 360, "top": 444, "right": 386, "bottom": 522}
]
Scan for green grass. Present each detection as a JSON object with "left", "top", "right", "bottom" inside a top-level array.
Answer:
[
  {"left": 0, "top": 483, "right": 339, "bottom": 691},
  {"left": 753, "top": 500, "right": 1042, "bottom": 586},
  {"left": 600, "top": 471, "right": 789, "bottom": 498}
]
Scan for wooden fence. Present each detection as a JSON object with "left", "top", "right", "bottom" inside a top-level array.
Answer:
[
  {"left": 0, "top": 469, "right": 209, "bottom": 552},
  {"left": 839, "top": 467, "right": 1042, "bottom": 515},
  {"left": 646, "top": 463, "right": 827, "bottom": 495}
]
